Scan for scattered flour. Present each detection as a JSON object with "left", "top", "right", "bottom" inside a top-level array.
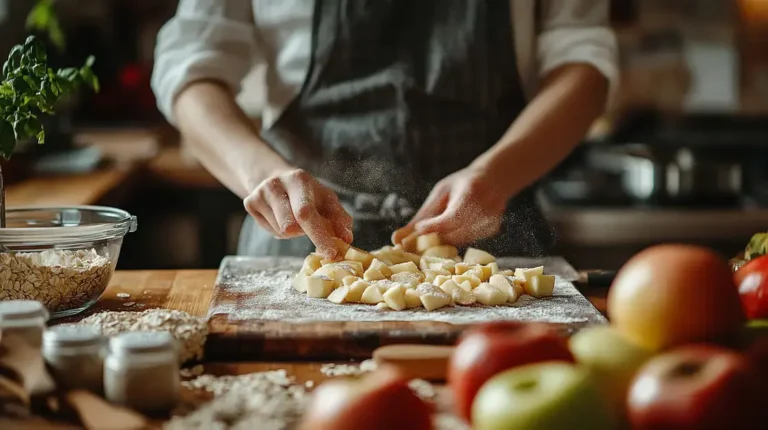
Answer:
[{"left": 169, "top": 365, "right": 451, "bottom": 430}]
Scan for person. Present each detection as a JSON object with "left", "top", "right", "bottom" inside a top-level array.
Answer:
[{"left": 152, "top": 0, "right": 617, "bottom": 260}]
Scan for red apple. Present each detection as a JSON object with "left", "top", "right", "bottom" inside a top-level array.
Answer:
[
  {"left": 743, "top": 320, "right": 768, "bottom": 391},
  {"left": 735, "top": 256, "right": 768, "bottom": 319},
  {"left": 448, "top": 322, "right": 574, "bottom": 423},
  {"left": 608, "top": 244, "right": 745, "bottom": 351},
  {"left": 298, "top": 366, "right": 433, "bottom": 430},
  {"left": 627, "top": 344, "right": 763, "bottom": 430}
]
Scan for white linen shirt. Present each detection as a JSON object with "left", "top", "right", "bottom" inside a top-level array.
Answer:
[{"left": 152, "top": 0, "right": 618, "bottom": 128}]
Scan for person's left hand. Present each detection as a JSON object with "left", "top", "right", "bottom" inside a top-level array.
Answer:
[{"left": 392, "top": 166, "right": 511, "bottom": 247}]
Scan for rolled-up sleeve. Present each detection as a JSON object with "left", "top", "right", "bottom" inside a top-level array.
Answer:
[
  {"left": 151, "top": 0, "right": 258, "bottom": 124},
  {"left": 538, "top": 0, "right": 619, "bottom": 107}
]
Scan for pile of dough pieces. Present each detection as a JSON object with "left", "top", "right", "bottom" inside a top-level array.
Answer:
[{"left": 292, "top": 233, "right": 556, "bottom": 311}]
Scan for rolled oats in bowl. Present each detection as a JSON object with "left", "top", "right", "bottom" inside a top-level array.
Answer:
[{"left": 0, "top": 206, "right": 137, "bottom": 319}]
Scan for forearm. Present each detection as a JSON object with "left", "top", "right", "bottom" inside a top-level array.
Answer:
[
  {"left": 173, "top": 81, "right": 292, "bottom": 198},
  {"left": 471, "top": 64, "right": 608, "bottom": 198}
]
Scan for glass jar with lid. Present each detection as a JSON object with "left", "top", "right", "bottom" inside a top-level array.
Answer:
[
  {"left": 43, "top": 325, "right": 105, "bottom": 393},
  {"left": 0, "top": 300, "right": 50, "bottom": 349},
  {"left": 104, "top": 331, "right": 180, "bottom": 413}
]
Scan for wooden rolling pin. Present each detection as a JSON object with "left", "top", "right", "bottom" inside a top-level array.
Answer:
[{"left": 372, "top": 344, "right": 455, "bottom": 381}]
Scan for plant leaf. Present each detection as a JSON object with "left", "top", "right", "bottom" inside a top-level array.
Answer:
[
  {"left": 0, "top": 119, "right": 16, "bottom": 159},
  {"left": 56, "top": 67, "right": 79, "bottom": 82},
  {"left": 10, "top": 77, "right": 31, "bottom": 95},
  {"left": 79, "top": 60, "right": 99, "bottom": 92}
]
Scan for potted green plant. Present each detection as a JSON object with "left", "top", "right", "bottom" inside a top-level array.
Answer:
[
  {"left": 0, "top": 3, "right": 138, "bottom": 320},
  {"left": 0, "top": 34, "right": 98, "bottom": 226}
]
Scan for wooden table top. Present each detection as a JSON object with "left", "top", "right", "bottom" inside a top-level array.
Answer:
[
  {"left": 5, "top": 168, "right": 135, "bottom": 208},
  {"left": 8, "top": 269, "right": 608, "bottom": 428}
]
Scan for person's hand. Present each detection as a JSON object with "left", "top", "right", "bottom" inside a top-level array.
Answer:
[
  {"left": 244, "top": 168, "right": 353, "bottom": 259},
  {"left": 392, "top": 166, "right": 510, "bottom": 247}
]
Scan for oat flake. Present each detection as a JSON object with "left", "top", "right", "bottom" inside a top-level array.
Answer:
[
  {"left": 0, "top": 249, "right": 110, "bottom": 314},
  {"left": 78, "top": 309, "right": 207, "bottom": 364}
]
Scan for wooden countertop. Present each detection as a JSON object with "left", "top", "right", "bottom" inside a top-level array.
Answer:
[
  {"left": 9, "top": 270, "right": 608, "bottom": 428},
  {"left": 5, "top": 168, "right": 136, "bottom": 207}
]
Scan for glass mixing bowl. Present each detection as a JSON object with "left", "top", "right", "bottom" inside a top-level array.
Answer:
[{"left": 0, "top": 206, "right": 137, "bottom": 318}]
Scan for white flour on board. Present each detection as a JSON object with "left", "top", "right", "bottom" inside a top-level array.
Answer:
[{"left": 207, "top": 256, "right": 606, "bottom": 325}]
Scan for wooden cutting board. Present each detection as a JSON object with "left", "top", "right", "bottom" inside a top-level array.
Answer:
[{"left": 205, "top": 256, "right": 606, "bottom": 361}]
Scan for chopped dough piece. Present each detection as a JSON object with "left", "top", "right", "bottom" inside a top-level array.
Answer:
[
  {"left": 370, "top": 259, "right": 393, "bottom": 277},
  {"left": 459, "top": 280, "right": 473, "bottom": 292},
  {"left": 474, "top": 283, "right": 508, "bottom": 306},
  {"left": 344, "top": 247, "right": 374, "bottom": 269},
  {"left": 419, "top": 256, "right": 456, "bottom": 273},
  {"left": 474, "top": 265, "right": 492, "bottom": 281},
  {"left": 375, "top": 302, "right": 390, "bottom": 310},
  {"left": 465, "top": 267, "right": 485, "bottom": 281},
  {"left": 300, "top": 241, "right": 546, "bottom": 310},
  {"left": 507, "top": 276, "right": 526, "bottom": 295},
  {"left": 371, "top": 280, "right": 403, "bottom": 293},
  {"left": 454, "top": 263, "right": 472, "bottom": 275},
  {"left": 487, "top": 262, "right": 500, "bottom": 276},
  {"left": 423, "top": 270, "right": 439, "bottom": 283},
  {"left": 489, "top": 274, "right": 522, "bottom": 303},
  {"left": 404, "top": 289, "right": 422, "bottom": 309},
  {"left": 439, "top": 280, "right": 461, "bottom": 296},
  {"left": 301, "top": 254, "right": 323, "bottom": 274},
  {"left": 527, "top": 275, "right": 556, "bottom": 298},
  {"left": 361, "top": 285, "right": 385, "bottom": 304},
  {"left": 422, "top": 245, "right": 459, "bottom": 259},
  {"left": 463, "top": 247, "right": 496, "bottom": 265},
  {"left": 400, "top": 233, "right": 419, "bottom": 253},
  {"left": 383, "top": 285, "right": 407, "bottom": 311},
  {"left": 333, "top": 237, "right": 351, "bottom": 257},
  {"left": 293, "top": 273, "right": 309, "bottom": 293},
  {"left": 432, "top": 275, "right": 452, "bottom": 287},
  {"left": 416, "top": 233, "right": 442, "bottom": 253},
  {"left": 363, "top": 267, "right": 387, "bottom": 282},
  {"left": 313, "top": 264, "right": 355, "bottom": 285},
  {"left": 305, "top": 276, "right": 335, "bottom": 298},
  {"left": 453, "top": 274, "right": 481, "bottom": 289},
  {"left": 403, "top": 251, "right": 422, "bottom": 266},
  {"left": 338, "top": 261, "right": 364, "bottom": 276},
  {"left": 389, "top": 261, "right": 419, "bottom": 274},
  {"left": 390, "top": 271, "right": 424, "bottom": 288},
  {"left": 372, "top": 246, "right": 411, "bottom": 265},
  {"left": 415, "top": 283, "right": 452, "bottom": 311},
  {"left": 347, "top": 280, "right": 370, "bottom": 302},
  {"left": 452, "top": 288, "right": 477, "bottom": 306},
  {"left": 516, "top": 266, "right": 544, "bottom": 284},
  {"left": 328, "top": 286, "right": 350, "bottom": 304}
]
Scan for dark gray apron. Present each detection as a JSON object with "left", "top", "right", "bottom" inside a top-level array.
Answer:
[{"left": 238, "top": 0, "right": 556, "bottom": 258}]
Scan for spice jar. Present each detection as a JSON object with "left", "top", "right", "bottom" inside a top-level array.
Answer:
[
  {"left": 104, "top": 331, "right": 180, "bottom": 413},
  {"left": 0, "top": 300, "right": 49, "bottom": 349},
  {"left": 43, "top": 325, "right": 105, "bottom": 393}
]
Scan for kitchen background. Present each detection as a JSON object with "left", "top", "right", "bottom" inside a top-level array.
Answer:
[{"left": 2, "top": 0, "right": 768, "bottom": 271}]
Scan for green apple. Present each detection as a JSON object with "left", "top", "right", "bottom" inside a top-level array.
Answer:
[
  {"left": 741, "top": 319, "right": 768, "bottom": 344},
  {"left": 569, "top": 325, "right": 654, "bottom": 415},
  {"left": 471, "top": 362, "right": 615, "bottom": 430}
]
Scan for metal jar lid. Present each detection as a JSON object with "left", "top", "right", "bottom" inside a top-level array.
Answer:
[
  {"left": 44, "top": 325, "right": 103, "bottom": 349},
  {"left": 0, "top": 300, "right": 50, "bottom": 323},
  {"left": 109, "top": 331, "right": 177, "bottom": 356}
]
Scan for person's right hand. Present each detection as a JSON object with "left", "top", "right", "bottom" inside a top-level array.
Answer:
[{"left": 244, "top": 168, "right": 353, "bottom": 259}]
